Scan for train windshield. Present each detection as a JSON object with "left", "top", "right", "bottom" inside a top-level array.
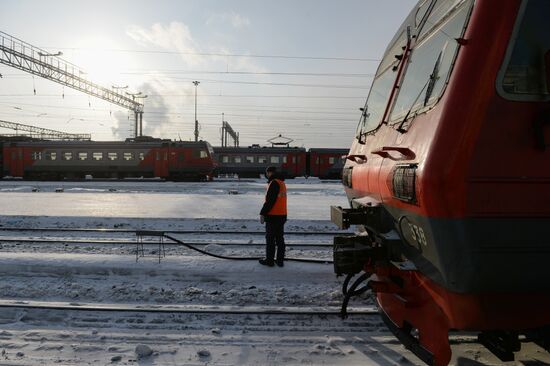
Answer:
[
  {"left": 356, "top": 31, "right": 407, "bottom": 136},
  {"left": 500, "top": 0, "right": 550, "bottom": 99},
  {"left": 389, "top": 0, "right": 472, "bottom": 122}
]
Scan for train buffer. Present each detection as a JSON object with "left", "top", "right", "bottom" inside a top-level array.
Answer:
[{"left": 135, "top": 230, "right": 166, "bottom": 263}]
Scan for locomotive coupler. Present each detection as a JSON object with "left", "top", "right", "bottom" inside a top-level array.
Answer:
[{"left": 333, "top": 235, "right": 386, "bottom": 276}]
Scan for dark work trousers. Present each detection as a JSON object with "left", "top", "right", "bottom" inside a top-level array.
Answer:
[{"left": 265, "top": 218, "right": 286, "bottom": 263}]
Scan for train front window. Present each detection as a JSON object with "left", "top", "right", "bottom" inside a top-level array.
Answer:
[
  {"left": 357, "top": 31, "right": 407, "bottom": 136},
  {"left": 389, "top": 1, "right": 471, "bottom": 122},
  {"left": 499, "top": 0, "right": 550, "bottom": 99}
]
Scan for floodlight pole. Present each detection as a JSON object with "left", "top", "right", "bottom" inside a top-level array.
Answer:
[{"left": 193, "top": 81, "right": 200, "bottom": 141}]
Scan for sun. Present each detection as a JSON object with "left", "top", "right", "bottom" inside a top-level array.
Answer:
[{"left": 69, "top": 36, "right": 135, "bottom": 88}]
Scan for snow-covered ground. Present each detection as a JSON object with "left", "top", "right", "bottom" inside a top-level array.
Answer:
[{"left": 0, "top": 179, "right": 548, "bottom": 365}]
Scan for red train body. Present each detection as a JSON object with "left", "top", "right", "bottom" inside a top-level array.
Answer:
[
  {"left": 331, "top": 0, "right": 550, "bottom": 364},
  {"left": 1, "top": 138, "right": 215, "bottom": 181}
]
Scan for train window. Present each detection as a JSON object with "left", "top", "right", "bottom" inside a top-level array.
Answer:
[
  {"left": 258, "top": 156, "right": 267, "bottom": 164},
  {"left": 164, "top": 152, "right": 168, "bottom": 160},
  {"left": 329, "top": 157, "right": 335, "bottom": 164},
  {"left": 419, "top": 0, "right": 466, "bottom": 39},
  {"left": 31, "top": 151, "right": 42, "bottom": 160},
  {"left": 246, "top": 156, "right": 255, "bottom": 163},
  {"left": 282, "top": 156, "right": 287, "bottom": 164},
  {"left": 63, "top": 152, "right": 73, "bottom": 161},
  {"left": 415, "top": 0, "right": 432, "bottom": 28},
  {"left": 499, "top": 0, "right": 550, "bottom": 99},
  {"left": 123, "top": 152, "right": 134, "bottom": 161},
  {"left": 92, "top": 152, "right": 103, "bottom": 161},
  {"left": 270, "top": 156, "right": 280, "bottom": 164},
  {"left": 108, "top": 152, "right": 118, "bottom": 161},
  {"left": 389, "top": 1, "right": 471, "bottom": 123},
  {"left": 199, "top": 150, "right": 207, "bottom": 158},
  {"left": 292, "top": 156, "right": 297, "bottom": 164},
  {"left": 156, "top": 152, "right": 160, "bottom": 161},
  {"left": 139, "top": 152, "right": 145, "bottom": 161},
  {"left": 233, "top": 156, "right": 242, "bottom": 163},
  {"left": 357, "top": 31, "right": 407, "bottom": 136},
  {"left": 78, "top": 152, "right": 88, "bottom": 161},
  {"left": 45, "top": 152, "right": 56, "bottom": 161},
  {"left": 316, "top": 157, "right": 320, "bottom": 164},
  {"left": 221, "top": 155, "right": 229, "bottom": 163}
]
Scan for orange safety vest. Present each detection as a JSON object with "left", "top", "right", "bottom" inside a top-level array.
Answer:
[{"left": 266, "top": 179, "right": 287, "bottom": 215}]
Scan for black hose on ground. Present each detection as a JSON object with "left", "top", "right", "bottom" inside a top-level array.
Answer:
[
  {"left": 163, "top": 234, "right": 333, "bottom": 264},
  {"left": 340, "top": 272, "right": 371, "bottom": 319}
]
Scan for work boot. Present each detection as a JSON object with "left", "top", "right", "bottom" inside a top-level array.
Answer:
[
  {"left": 276, "top": 260, "right": 284, "bottom": 267},
  {"left": 259, "top": 259, "right": 274, "bottom": 267}
]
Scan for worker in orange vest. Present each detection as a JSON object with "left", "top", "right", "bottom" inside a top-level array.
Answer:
[{"left": 259, "top": 166, "right": 287, "bottom": 267}]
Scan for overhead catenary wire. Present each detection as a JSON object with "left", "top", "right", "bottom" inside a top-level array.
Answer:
[{"left": 37, "top": 46, "right": 381, "bottom": 62}]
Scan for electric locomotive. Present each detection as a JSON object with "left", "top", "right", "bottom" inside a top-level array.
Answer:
[{"left": 331, "top": 0, "right": 550, "bottom": 364}]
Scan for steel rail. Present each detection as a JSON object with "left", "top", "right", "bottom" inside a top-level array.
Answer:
[
  {"left": 0, "top": 299, "right": 378, "bottom": 316},
  {"left": 0, "top": 237, "right": 332, "bottom": 248},
  {"left": 0, "top": 227, "right": 351, "bottom": 235}
]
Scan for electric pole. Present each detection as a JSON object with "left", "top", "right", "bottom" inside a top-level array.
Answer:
[{"left": 193, "top": 80, "right": 200, "bottom": 142}]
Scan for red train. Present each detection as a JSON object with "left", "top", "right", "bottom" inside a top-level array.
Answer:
[
  {"left": 331, "top": 0, "right": 550, "bottom": 364},
  {"left": 1, "top": 137, "right": 215, "bottom": 181},
  {"left": 213, "top": 146, "right": 348, "bottom": 179}
]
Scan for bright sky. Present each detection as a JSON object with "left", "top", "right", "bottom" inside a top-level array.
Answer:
[{"left": 0, "top": 0, "right": 416, "bottom": 148}]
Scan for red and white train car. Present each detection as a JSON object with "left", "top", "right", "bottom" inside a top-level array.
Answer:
[{"left": 2, "top": 139, "right": 215, "bottom": 181}]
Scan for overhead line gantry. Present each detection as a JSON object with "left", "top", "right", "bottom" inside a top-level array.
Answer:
[
  {"left": 0, "top": 119, "right": 91, "bottom": 141},
  {"left": 0, "top": 31, "right": 144, "bottom": 137}
]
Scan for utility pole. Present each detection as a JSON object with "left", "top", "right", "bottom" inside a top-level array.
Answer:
[{"left": 193, "top": 81, "right": 200, "bottom": 142}]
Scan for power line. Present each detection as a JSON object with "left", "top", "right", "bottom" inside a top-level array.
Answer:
[
  {"left": 120, "top": 70, "right": 374, "bottom": 78},
  {"left": 0, "top": 93, "right": 365, "bottom": 99},
  {"left": 40, "top": 46, "right": 381, "bottom": 62},
  {"left": 2, "top": 74, "right": 370, "bottom": 90},
  {"left": 0, "top": 100, "right": 359, "bottom": 115}
]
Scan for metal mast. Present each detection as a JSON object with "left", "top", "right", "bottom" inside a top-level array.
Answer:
[{"left": 0, "top": 31, "right": 144, "bottom": 137}]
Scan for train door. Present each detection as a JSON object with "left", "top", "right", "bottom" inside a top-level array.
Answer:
[{"left": 153, "top": 147, "right": 169, "bottom": 178}]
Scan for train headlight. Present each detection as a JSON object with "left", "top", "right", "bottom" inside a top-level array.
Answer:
[{"left": 391, "top": 164, "right": 417, "bottom": 203}]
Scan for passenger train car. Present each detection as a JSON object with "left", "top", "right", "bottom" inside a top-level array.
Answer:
[
  {"left": 1, "top": 138, "right": 215, "bottom": 181},
  {"left": 331, "top": 0, "right": 550, "bottom": 364},
  {"left": 213, "top": 146, "right": 348, "bottom": 179}
]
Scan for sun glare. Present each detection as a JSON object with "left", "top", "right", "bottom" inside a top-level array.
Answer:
[{"left": 70, "top": 37, "right": 134, "bottom": 87}]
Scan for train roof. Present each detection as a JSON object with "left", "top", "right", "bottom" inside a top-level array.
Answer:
[
  {"left": 3, "top": 140, "right": 211, "bottom": 148},
  {"left": 308, "top": 148, "right": 349, "bottom": 154},
  {"left": 213, "top": 146, "right": 307, "bottom": 153}
]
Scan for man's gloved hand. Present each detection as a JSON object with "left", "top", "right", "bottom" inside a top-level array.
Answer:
[{"left": 260, "top": 215, "right": 265, "bottom": 224}]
